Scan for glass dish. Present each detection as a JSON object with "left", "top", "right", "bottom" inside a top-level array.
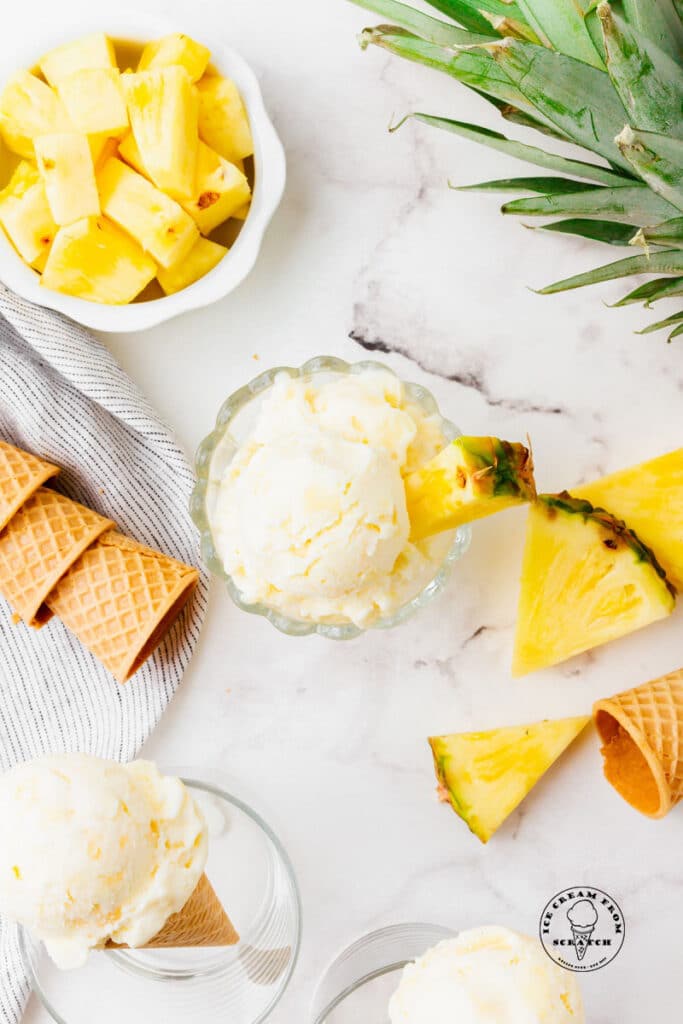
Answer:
[
  {"left": 310, "top": 923, "right": 455, "bottom": 1023},
  {"left": 192, "top": 356, "right": 471, "bottom": 638},
  {"left": 18, "top": 775, "right": 302, "bottom": 1024}
]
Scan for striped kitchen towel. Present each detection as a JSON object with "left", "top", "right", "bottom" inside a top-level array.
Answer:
[{"left": 0, "top": 285, "right": 209, "bottom": 1023}]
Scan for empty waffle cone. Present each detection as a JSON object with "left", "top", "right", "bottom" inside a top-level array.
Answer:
[
  {"left": 46, "top": 530, "right": 199, "bottom": 683},
  {"left": 0, "top": 440, "right": 59, "bottom": 531},
  {"left": 0, "top": 487, "right": 113, "bottom": 626},
  {"left": 594, "top": 668, "right": 683, "bottom": 819}
]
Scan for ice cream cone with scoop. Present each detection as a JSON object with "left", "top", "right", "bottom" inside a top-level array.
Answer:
[
  {"left": 0, "top": 754, "right": 238, "bottom": 968},
  {"left": 566, "top": 901, "right": 598, "bottom": 962}
]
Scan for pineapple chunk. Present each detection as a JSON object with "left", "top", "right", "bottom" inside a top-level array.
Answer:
[
  {"left": 122, "top": 67, "right": 199, "bottom": 199},
  {"left": 39, "top": 33, "right": 116, "bottom": 87},
  {"left": 89, "top": 135, "right": 118, "bottom": 171},
  {"left": 57, "top": 69, "right": 128, "bottom": 137},
  {"left": 138, "top": 34, "right": 211, "bottom": 83},
  {"left": 572, "top": 449, "right": 683, "bottom": 590},
  {"left": 232, "top": 201, "right": 250, "bottom": 221},
  {"left": 35, "top": 133, "right": 100, "bottom": 225},
  {"left": 197, "top": 75, "right": 253, "bottom": 163},
  {"left": 41, "top": 216, "right": 156, "bottom": 304},
  {"left": 513, "top": 493, "right": 676, "bottom": 676},
  {"left": 0, "top": 72, "right": 73, "bottom": 159},
  {"left": 157, "top": 237, "right": 227, "bottom": 294},
  {"left": 405, "top": 436, "right": 536, "bottom": 541},
  {"left": 97, "top": 157, "right": 198, "bottom": 269},
  {"left": 430, "top": 716, "right": 590, "bottom": 843},
  {"left": 181, "top": 143, "right": 250, "bottom": 234},
  {"left": 117, "top": 131, "right": 148, "bottom": 177},
  {"left": 0, "top": 160, "right": 56, "bottom": 265}
]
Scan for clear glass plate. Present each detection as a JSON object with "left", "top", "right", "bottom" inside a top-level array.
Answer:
[{"left": 18, "top": 776, "right": 302, "bottom": 1024}]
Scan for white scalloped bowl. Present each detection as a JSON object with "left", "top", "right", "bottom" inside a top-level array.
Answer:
[{"left": 0, "top": 11, "right": 286, "bottom": 332}]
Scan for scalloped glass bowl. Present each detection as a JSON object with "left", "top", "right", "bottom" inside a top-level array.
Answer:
[{"left": 191, "top": 356, "right": 471, "bottom": 638}]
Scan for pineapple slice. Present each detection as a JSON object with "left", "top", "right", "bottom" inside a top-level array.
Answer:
[
  {"left": 572, "top": 449, "right": 683, "bottom": 590},
  {"left": 157, "top": 237, "right": 227, "bottom": 295},
  {"left": 138, "top": 34, "right": 211, "bottom": 83},
  {"left": 97, "top": 157, "right": 198, "bottom": 269},
  {"left": 41, "top": 216, "right": 156, "bottom": 304},
  {"left": 39, "top": 33, "right": 116, "bottom": 87},
  {"left": 513, "top": 494, "right": 676, "bottom": 676},
  {"left": 197, "top": 75, "right": 253, "bottom": 163},
  {"left": 181, "top": 143, "right": 250, "bottom": 234},
  {"left": 0, "top": 160, "right": 56, "bottom": 265},
  {"left": 35, "top": 133, "right": 100, "bottom": 225},
  {"left": 57, "top": 69, "right": 128, "bottom": 137},
  {"left": 122, "top": 68, "right": 199, "bottom": 199},
  {"left": 0, "top": 72, "right": 73, "bottom": 159},
  {"left": 430, "top": 716, "right": 590, "bottom": 843},
  {"left": 405, "top": 436, "right": 536, "bottom": 541}
]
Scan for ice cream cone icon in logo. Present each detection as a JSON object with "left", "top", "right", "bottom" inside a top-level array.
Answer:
[{"left": 567, "top": 900, "right": 598, "bottom": 962}]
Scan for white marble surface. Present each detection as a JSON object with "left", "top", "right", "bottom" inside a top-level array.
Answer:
[{"left": 15, "top": 0, "right": 683, "bottom": 1020}]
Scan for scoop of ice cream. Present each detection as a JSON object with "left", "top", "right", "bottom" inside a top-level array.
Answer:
[
  {"left": 389, "top": 927, "right": 584, "bottom": 1024},
  {"left": 0, "top": 754, "right": 208, "bottom": 968},
  {"left": 567, "top": 900, "right": 598, "bottom": 929}
]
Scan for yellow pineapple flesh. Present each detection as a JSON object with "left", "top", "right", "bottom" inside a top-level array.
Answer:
[
  {"left": 181, "top": 142, "right": 250, "bottom": 234},
  {"left": 57, "top": 68, "right": 128, "bottom": 138},
  {"left": 35, "top": 133, "right": 100, "bottom": 225},
  {"left": 41, "top": 216, "right": 156, "bottom": 304},
  {"left": 97, "top": 157, "right": 198, "bottom": 269},
  {"left": 157, "top": 236, "right": 227, "bottom": 294},
  {"left": 122, "top": 67, "right": 199, "bottom": 199},
  {"left": 89, "top": 135, "right": 118, "bottom": 171},
  {"left": 39, "top": 33, "right": 116, "bottom": 87},
  {"left": 138, "top": 34, "right": 211, "bottom": 83},
  {"left": 232, "top": 201, "right": 250, "bottom": 221},
  {"left": 0, "top": 71, "right": 73, "bottom": 159},
  {"left": 197, "top": 75, "right": 253, "bottom": 163},
  {"left": 514, "top": 494, "right": 676, "bottom": 676},
  {"left": 430, "top": 717, "right": 590, "bottom": 843},
  {"left": 572, "top": 449, "right": 683, "bottom": 590},
  {"left": 405, "top": 436, "right": 536, "bottom": 541},
  {"left": 0, "top": 160, "right": 56, "bottom": 266}
]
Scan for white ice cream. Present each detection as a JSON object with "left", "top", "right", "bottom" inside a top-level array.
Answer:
[
  {"left": 211, "top": 368, "right": 452, "bottom": 626},
  {"left": 0, "top": 754, "right": 208, "bottom": 968},
  {"left": 389, "top": 927, "right": 585, "bottom": 1024}
]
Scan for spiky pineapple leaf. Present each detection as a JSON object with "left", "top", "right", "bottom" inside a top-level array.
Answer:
[
  {"left": 612, "top": 275, "right": 683, "bottom": 306},
  {"left": 472, "top": 93, "right": 572, "bottom": 141},
  {"left": 538, "top": 249, "right": 683, "bottom": 294},
  {"left": 599, "top": 3, "right": 683, "bottom": 136},
  {"left": 669, "top": 323, "right": 683, "bottom": 340},
  {"left": 618, "top": 128, "right": 683, "bottom": 213},
  {"left": 423, "top": 0, "right": 530, "bottom": 34},
  {"left": 638, "top": 217, "right": 683, "bottom": 246},
  {"left": 636, "top": 310, "right": 683, "bottom": 336},
  {"left": 349, "top": 0, "right": 497, "bottom": 44},
  {"left": 454, "top": 176, "right": 598, "bottom": 194},
  {"left": 534, "top": 218, "right": 638, "bottom": 244},
  {"left": 515, "top": 0, "right": 604, "bottom": 67},
  {"left": 404, "top": 113, "right": 631, "bottom": 186},
  {"left": 502, "top": 185, "right": 678, "bottom": 223},
  {"left": 619, "top": 0, "right": 683, "bottom": 61}
]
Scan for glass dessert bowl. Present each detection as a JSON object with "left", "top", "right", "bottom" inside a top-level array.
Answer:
[{"left": 192, "top": 357, "right": 471, "bottom": 638}]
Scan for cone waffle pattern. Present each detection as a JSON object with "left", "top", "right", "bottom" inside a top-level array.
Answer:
[
  {"left": 0, "top": 440, "right": 59, "bottom": 531},
  {"left": 0, "top": 488, "right": 113, "bottom": 625},
  {"left": 47, "top": 530, "right": 199, "bottom": 683}
]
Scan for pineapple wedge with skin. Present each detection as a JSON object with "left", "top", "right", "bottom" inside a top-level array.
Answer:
[
  {"left": 97, "top": 157, "right": 198, "bottom": 270},
  {"left": 57, "top": 69, "right": 128, "bottom": 138},
  {"left": 157, "top": 237, "right": 227, "bottom": 295},
  {"left": 40, "top": 33, "right": 116, "bottom": 87},
  {"left": 572, "top": 450, "right": 683, "bottom": 591},
  {"left": 181, "top": 143, "right": 250, "bottom": 235},
  {"left": 405, "top": 436, "right": 536, "bottom": 541},
  {"left": 35, "top": 133, "right": 100, "bottom": 225},
  {"left": 122, "top": 67, "right": 199, "bottom": 199},
  {"left": 138, "top": 34, "right": 211, "bottom": 83},
  {"left": 0, "top": 161, "right": 56, "bottom": 266},
  {"left": 430, "top": 717, "right": 590, "bottom": 843},
  {"left": 513, "top": 494, "right": 676, "bottom": 677},
  {"left": 41, "top": 216, "right": 156, "bottom": 304},
  {"left": 0, "top": 72, "right": 73, "bottom": 160},
  {"left": 197, "top": 75, "right": 253, "bottom": 163}
]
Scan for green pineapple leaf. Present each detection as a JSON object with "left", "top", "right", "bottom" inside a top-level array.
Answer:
[
  {"left": 636, "top": 310, "right": 683, "bottom": 335},
  {"left": 636, "top": 217, "right": 683, "bottom": 246},
  {"left": 538, "top": 249, "right": 683, "bottom": 294},
  {"left": 611, "top": 275, "right": 683, "bottom": 306},
  {"left": 423, "top": 0, "right": 530, "bottom": 34},
  {"left": 515, "top": 0, "right": 604, "bottom": 67},
  {"left": 533, "top": 218, "right": 639, "bottom": 244},
  {"left": 669, "top": 323, "right": 683, "bottom": 340},
  {"left": 617, "top": 128, "right": 683, "bottom": 213},
  {"left": 349, "top": 0, "right": 497, "bottom": 44},
  {"left": 470, "top": 93, "right": 572, "bottom": 141},
  {"left": 619, "top": 0, "right": 683, "bottom": 61},
  {"left": 502, "top": 184, "right": 679, "bottom": 223},
  {"left": 453, "top": 176, "right": 599, "bottom": 194}
]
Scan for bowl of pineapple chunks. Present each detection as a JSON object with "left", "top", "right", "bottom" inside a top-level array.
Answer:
[{"left": 0, "top": 17, "right": 285, "bottom": 331}]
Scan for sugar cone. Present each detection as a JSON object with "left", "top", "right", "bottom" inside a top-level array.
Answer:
[
  {"left": 46, "top": 530, "right": 199, "bottom": 683},
  {"left": 594, "top": 668, "right": 683, "bottom": 819},
  {"left": 0, "top": 441, "right": 59, "bottom": 531},
  {"left": 0, "top": 487, "right": 113, "bottom": 626}
]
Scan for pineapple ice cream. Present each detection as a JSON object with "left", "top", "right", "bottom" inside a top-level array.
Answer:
[
  {"left": 389, "top": 927, "right": 584, "bottom": 1024},
  {"left": 210, "top": 368, "right": 454, "bottom": 626},
  {"left": 0, "top": 754, "right": 208, "bottom": 968}
]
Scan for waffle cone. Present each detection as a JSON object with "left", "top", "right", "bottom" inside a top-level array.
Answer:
[
  {"left": 46, "top": 530, "right": 199, "bottom": 683},
  {"left": 0, "top": 488, "right": 113, "bottom": 626},
  {"left": 594, "top": 669, "right": 683, "bottom": 819},
  {"left": 0, "top": 441, "right": 59, "bottom": 531}
]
